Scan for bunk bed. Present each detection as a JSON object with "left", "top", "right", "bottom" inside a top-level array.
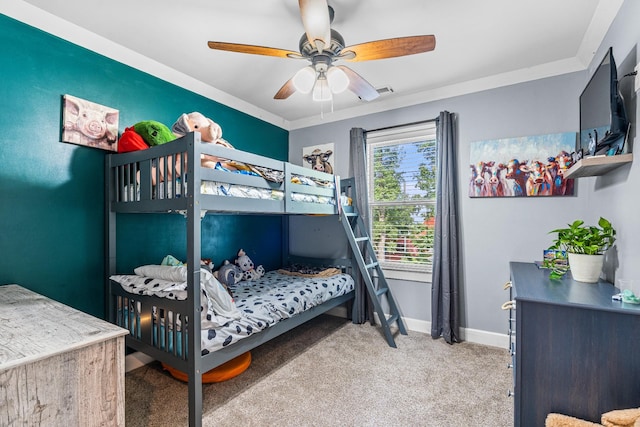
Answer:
[{"left": 105, "top": 132, "right": 358, "bottom": 427}]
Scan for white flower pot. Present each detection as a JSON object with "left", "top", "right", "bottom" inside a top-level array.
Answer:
[{"left": 568, "top": 253, "right": 604, "bottom": 283}]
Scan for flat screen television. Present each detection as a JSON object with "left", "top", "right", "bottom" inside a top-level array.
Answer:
[{"left": 578, "top": 47, "right": 629, "bottom": 157}]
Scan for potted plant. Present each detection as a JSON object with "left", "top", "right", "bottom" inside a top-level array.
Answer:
[{"left": 544, "top": 217, "right": 616, "bottom": 282}]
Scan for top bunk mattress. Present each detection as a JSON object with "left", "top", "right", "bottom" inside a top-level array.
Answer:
[{"left": 106, "top": 132, "right": 350, "bottom": 215}]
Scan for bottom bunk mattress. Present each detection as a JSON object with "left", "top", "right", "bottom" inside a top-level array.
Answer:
[{"left": 110, "top": 269, "right": 354, "bottom": 355}]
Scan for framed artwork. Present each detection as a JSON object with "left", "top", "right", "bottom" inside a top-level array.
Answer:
[
  {"left": 302, "top": 142, "right": 334, "bottom": 174},
  {"left": 469, "top": 132, "right": 576, "bottom": 198},
  {"left": 61, "top": 94, "right": 119, "bottom": 151}
]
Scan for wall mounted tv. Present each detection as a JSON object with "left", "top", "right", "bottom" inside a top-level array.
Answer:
[{"left": 578, "top": 47, "right": 629, "bottom": 157}]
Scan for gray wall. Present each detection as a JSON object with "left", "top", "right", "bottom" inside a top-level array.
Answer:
[
  {"left": 289, "top": 0, "right": 639, "bottom": 337},
  {"left": 581, "top": 0, "right": 640, "bottom": 284},
  {"left": 290, "top": 72, "right": 588, "bottom": 334}
]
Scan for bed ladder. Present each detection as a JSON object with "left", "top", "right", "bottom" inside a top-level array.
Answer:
[{"left": 339, "top": 205, "right": 408, "bottom": 348}]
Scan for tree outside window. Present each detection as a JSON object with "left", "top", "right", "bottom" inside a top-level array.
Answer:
[{"left": 367, "top": 122, "right": 436, "bottom": 274}]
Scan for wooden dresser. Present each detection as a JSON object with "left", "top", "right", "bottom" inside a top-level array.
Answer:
[
  {"left": 0, "top": 284, "right": 128, "bottom": 426},
  {"left": 507, "top": 262, "right": 640, "bottom": 426}
]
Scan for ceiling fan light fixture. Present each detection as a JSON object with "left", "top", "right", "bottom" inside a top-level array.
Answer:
[
  {"left": 327, "top": 66, "right": 349, "bottom": 94},
  {"left": 292, "top": 66, "right": 316, "bottom": 94},
  {"left": 312, "top": 75, "right": 332, "bottom": 102}
]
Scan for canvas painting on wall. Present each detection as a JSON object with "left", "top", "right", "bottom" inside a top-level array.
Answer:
[
  {"left": 302, "top": 142, "right": 334, "bottom": 174},
  {"left": 469, "top": 132, "right": 576, "bottom": 198},
  {"left": 61, "top": 94, "right": 119, "bottom": 151}
]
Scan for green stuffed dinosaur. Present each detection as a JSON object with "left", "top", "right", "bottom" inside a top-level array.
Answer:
[{"left": 133, "top": 120, "right": 176, "bottom": 146}]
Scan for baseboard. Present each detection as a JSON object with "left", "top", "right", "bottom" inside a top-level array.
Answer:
[
  {"left": 460, "top": 327, "right": 510, "bottom": 349},
  {"left": 125, "top": 310, "right": 509, "bottom": 371},
  {"left": 373, "top": 312, "right": 509, "bottom": 349}
]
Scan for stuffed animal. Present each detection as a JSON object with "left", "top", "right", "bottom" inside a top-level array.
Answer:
[
  {"left": 118, "top": 126, "right": 149, "bottom": 153},
  {"left": 171, "top": 112, "right": 235, "bottom": 168},
  {"left": 133, "top": 120, "right": 176, "bottom": 146},
  {"left": 171, "top": 112, "right": 228, "bottom": 144},
  {"left": 118, "top": 121, "right": 176, "bottom": 155},
  {"left": 161, "top": 254, "right": 214, "bottom": 273},
  {"left": 161, "top": 254, "right": 184, "bottom": 266},
  {"left": 214, "top": 260, "right": 244, "bottom": 289},
  {"left": 235, "top": 249, "right": 264, "bottom": 282},
  {"left": 200, "top": 258, "right": 214, "bottom": 273}
]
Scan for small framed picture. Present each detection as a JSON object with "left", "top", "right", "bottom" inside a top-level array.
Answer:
[
  {"left": 302, "top": 143, "right": 334, "bottom": 174},
  {"left": 572, "top": 149, "right": 583, "bottom": 163},
  {"left": 61, "top": 94, "right": 119, "bottom": 151}
]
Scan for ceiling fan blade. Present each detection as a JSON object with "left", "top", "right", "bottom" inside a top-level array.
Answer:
[
  {"left": 274, "top": 77, "right": 297, "bottom": 100},
  {"left": 299, "top": 0, "right": 331, "bottom": 52},
  {"left": 336, "top": 65, "right": 379, "bottom": 102},
  {"left": 208, "top": 41, "right": 302, "bottom": 59},
  {"left": 340, "top": 35, "right": 436, "bottom": 62}
]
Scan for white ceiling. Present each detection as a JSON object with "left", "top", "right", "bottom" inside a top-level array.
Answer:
[{"left": 5, "top": 0, "right": 624, "bottom": 130}]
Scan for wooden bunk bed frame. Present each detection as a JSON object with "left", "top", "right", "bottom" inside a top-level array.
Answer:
[{"left": 105, "top": 132, "right": 359, "bottom": 427}]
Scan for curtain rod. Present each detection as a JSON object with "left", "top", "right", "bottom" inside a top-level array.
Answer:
[{"left": 365, "top": 117, "right": 438, "bottom": 134}]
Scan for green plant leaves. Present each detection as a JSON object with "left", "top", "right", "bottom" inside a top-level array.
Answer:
[{"left": 544, "top": 217, "right": 616, "bottom": 279}]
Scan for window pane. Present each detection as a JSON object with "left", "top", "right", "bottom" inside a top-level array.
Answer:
[
  {"left": 371, "top": 204, "right": 435, "bottom": 270},
  {"left": 367, "top": 121, "right": 437, "bottom": 274},
  {"left": 367, "top": 122, "right": 436, "bottom": 271},
  {"left": 371, "top": 139, "right": 436, "bottom": 202}
]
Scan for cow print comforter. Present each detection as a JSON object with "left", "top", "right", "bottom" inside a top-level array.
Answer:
[
  {"left": 112, "top": 270, "right": 354, "bottom": 355},
  {"left": 201, "top": 271, "right": 354, "bottom": 354}
]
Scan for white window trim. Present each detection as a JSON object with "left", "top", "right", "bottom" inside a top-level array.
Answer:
[
  {"left": 366, "top": 121, "right": 437, "bottom": 284},
  {"left": 383, "top": 268, "right": 432, "bottom": 283}
]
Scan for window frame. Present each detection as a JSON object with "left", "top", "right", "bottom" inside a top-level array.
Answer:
[{"left": 365, "top": 121, "right": 437, "bottom": 283}]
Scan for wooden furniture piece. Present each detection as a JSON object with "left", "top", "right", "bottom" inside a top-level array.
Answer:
[
  {"left": 564, "top": 153, "right": 632, "bottom": 179},
  {"left": 506, "top": 262, "right": 640, "bottom": 426},
  {"left": 0, "top": 284, "right": 128, "bottom": 426}
]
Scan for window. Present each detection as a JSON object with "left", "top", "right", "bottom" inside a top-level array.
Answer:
[{"left": 366, "top": 122, "right": 437, "bottom": 281}]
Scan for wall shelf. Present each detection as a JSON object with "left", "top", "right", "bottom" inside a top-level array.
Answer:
[{"left": 564, "top": 153, "right": 633, "bottom": 179}]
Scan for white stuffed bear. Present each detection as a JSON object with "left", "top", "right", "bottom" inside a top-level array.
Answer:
[{"left": 235, "top": 249, "right": 264, "bottom": 282}]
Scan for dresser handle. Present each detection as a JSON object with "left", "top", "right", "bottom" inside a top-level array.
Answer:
[
  {"left": 501, "top": 300, "right": 516, "bottom": 310},
  {"left": 503, "top": 281, "right": 512, "bottom": 290}
]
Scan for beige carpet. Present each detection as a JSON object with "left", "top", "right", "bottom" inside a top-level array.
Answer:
[{"left": 125, "top": 315, "right": 513, "bottom": 426}]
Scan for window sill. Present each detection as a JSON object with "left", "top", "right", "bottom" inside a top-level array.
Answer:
[{"left": 382, "top": 268, "right": 431, "bottom": 283}]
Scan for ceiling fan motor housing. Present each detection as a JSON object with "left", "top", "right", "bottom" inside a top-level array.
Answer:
[{"left": 299, "top": 29, "right": 345, "bottom": 60}]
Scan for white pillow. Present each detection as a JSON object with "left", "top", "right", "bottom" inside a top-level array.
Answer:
[
  {"left": 133, "top": 265, "right": 241, "bottom": 320},
  {"left": 134, "top": 265, "right": 188, "bottom": 282}
]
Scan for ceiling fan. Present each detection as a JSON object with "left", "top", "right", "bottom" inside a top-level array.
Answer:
[{"left": 207, "top": 0, "right": 436, "bottom": 102}]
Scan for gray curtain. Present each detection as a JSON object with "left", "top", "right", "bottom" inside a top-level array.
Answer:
[
  {"left": 431, "top": 111, "right": 461, "bottom": 344},
  {"left": 350, "top": 127, "right": 373, "bottom": 324}
]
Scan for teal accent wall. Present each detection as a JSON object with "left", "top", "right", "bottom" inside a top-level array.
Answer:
[
  {"left": 0, "top": 15, "right": 288, "bottom": 317},
  {"left": 115, "top": 215, "right": 284, "bottom": 277}
]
